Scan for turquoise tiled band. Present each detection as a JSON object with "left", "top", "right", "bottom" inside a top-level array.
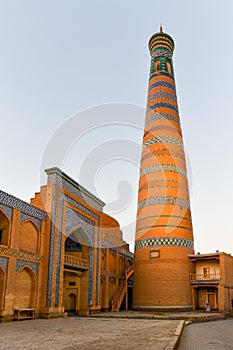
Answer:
[{"left": 135, "top": 237, "right": 194, "bottom": 250}]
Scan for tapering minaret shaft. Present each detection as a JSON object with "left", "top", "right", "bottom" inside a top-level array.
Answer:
[{"left": 133, "top": 29, "right": 194, "bottom": 311}]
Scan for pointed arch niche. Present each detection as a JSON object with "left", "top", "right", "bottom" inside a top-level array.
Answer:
[
  {"left": 13, "top": 267, "right": 37, "bottom": 309},
  {"left": 0, "top": 209, "right": 10, "bottom": 246},
  {"left": 0, "top": 266, "right": 5, "bottom": 311},
  {"left": 19, "top": 221, "right": 39, "bottom": 252}
]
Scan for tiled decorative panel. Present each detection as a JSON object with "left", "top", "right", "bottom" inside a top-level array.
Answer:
[
  {"left": 20, "top": 213, "right": 42, "bottom": 230},
  {"left": 135, "top": 237, "right": 194, "bottom": 250},
  {"left": 138, "top": 196, "right": 190, "bottom": 210},
  {"left": 0, "top": 190, "right": 46, "bottom": 220},
  {"left": 0, "top": 257, "right": 8, "bottom": 271},
  {"left": 143, "top": 136, "right": 183, "bottom": 149},
  {"left": 145, "top": 112, "right": 180, "bottom": 126},
  {"left": 46, "top": 168, "right": 104, "bottom": 212},
  {"left": 16, "top": 260, "right": 39, "bottom": 276},
  {"left": 140, "top": 164, "right": 187, "bottom": 178},
  {"left": 0, "top": 204, "right": 13, "bottom": 220}
]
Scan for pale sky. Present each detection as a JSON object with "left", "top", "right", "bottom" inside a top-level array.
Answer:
[{"left": 1, "top": 0, "right": 233, "bottom": 254}]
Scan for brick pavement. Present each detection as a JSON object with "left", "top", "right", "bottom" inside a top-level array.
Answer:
[{"left": 0, "top": 317, "right": 183, "bottom": 350}]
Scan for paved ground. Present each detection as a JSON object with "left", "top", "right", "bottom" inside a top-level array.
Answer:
[
  {"left": 0, "top": 317, "right": 183, "bottom": 350},
  {"left": 178, "top": 319, "right": 233, "bottom": 350},
  {"left": 91, "top": 310, "right": 225, "bottom": 322}
]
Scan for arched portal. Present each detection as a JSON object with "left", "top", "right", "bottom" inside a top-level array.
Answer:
[{"left": 63, "top": 226, "right": 91, "bottom": 314}]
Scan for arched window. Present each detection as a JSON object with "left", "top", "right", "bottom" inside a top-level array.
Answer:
[
  {"left": 155, "top": 60, "right": 160, "bottom": 71},
  {"left": 166, "top": 61, "right": 172, "bottom": 74}
]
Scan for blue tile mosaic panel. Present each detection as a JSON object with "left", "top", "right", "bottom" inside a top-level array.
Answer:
[
  {"left": 16, "top": 260, "right": 38, "bottom": 276},
  {"left": 0, "top": 204, "right": 13, "bottom": 220},
  {"left": 0, "top": 190, "right": 46, "bottom": 220},
  {"left": 0, "top": 257, "right": 8, "bottom": 271},
  {"left": 20, "top": 213, "right": 42, "bottom": 230}
]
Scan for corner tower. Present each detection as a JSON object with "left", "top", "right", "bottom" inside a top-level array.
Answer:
[{"left": 133, "top": 27, "right": 194, "bottom": 310}]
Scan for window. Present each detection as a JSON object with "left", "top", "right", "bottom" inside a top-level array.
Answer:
[
  {"left": 69, "top": 282, "right": 76, "bottom": 286},
  {"left": 166, "top": 61, "right": 172, "bottom": 74},
  {"left": 203, "top": 267, "right": 210, "bottom": 279},
  {"left": 150, "top": 249, "right": 160, "bottom": 258},
  {"left": 0, "top": 229, "right": 2, "bottom": 244},
  {"left": 155, "top": 60, "right": 160, "bottom": 71}
]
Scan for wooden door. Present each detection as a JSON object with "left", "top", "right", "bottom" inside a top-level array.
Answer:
[
  {"left": 208, "top": 293, "right": 215, "bottom": 309},
  {"left": 66, "top": 293, "right": 76, "bottom": 311}
]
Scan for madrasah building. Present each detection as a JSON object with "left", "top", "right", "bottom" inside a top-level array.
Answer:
[{"left": 0, "top": 28, "right": 233, "bottom": 321}]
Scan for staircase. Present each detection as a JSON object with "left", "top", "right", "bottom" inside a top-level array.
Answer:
[{"left": 111, "top": 265, "right": 134, "bottom": 311}]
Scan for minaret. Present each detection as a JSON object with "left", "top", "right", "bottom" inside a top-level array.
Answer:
[{"left": 133, "top": 27, "right": 194, "bottom": 310}]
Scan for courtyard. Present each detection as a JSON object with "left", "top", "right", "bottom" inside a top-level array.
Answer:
[{"left": 0, "top": 317, "right": 181, "bottom": 350}]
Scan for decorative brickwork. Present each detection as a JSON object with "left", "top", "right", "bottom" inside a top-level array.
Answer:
[
  {"left": 148, "top": 102, "right": 178, "bottom": 114},
  {"left": 148, "top": 91, "right": 177, "bottom": 103},
  {"left": 139, "top": 178, "right": 188, "bottom": 190},
  {"left": 151, "top": 48, "right": 172, "bottom": 59},
  {"left": 143, "top": 136, "right": 184, "bottom": 149},
  {"left": 145, "top": 112, "right": 180, "bottom": 127},
  {"left": 137, "top": 196, "right": 190, "bottom": 210},
  {"left": 148, "top": 80, "right": 176, "bottom": 93},
  {"left": 0, "top": 245, "right": 42, "bottom": 262},
  {"left": 140, "top": 164, "right": 187, "bottom": 178}
]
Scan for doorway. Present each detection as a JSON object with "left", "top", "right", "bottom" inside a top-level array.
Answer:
[
  {"left": 208, "top": 293, "right": 216, "bottom": 309},
  {"left": 66, "top": 293, "right": 77, "bottom": 312}
]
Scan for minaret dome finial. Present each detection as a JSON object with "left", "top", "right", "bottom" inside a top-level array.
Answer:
[{"left": 160, "top": 25, "right": 163, "bottom": 33}]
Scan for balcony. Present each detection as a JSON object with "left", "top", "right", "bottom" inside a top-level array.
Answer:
[
  {"left": 64, "top": 254, "right": 88, "bottom": 271},
  {"left": 190, "top": 273, "right": 220, "bottom": 283}
]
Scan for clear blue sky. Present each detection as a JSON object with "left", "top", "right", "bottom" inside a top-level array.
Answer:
[{"left": 1, "top": 0, "right": 233, "bottom": 253}]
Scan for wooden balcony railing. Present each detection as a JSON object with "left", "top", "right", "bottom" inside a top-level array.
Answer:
[
  {"left": 190, "top": 273, "right": 220, "bottom": 281},
  {"left": 64, "top": 254, "right": 88, "bottom": 270}
]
